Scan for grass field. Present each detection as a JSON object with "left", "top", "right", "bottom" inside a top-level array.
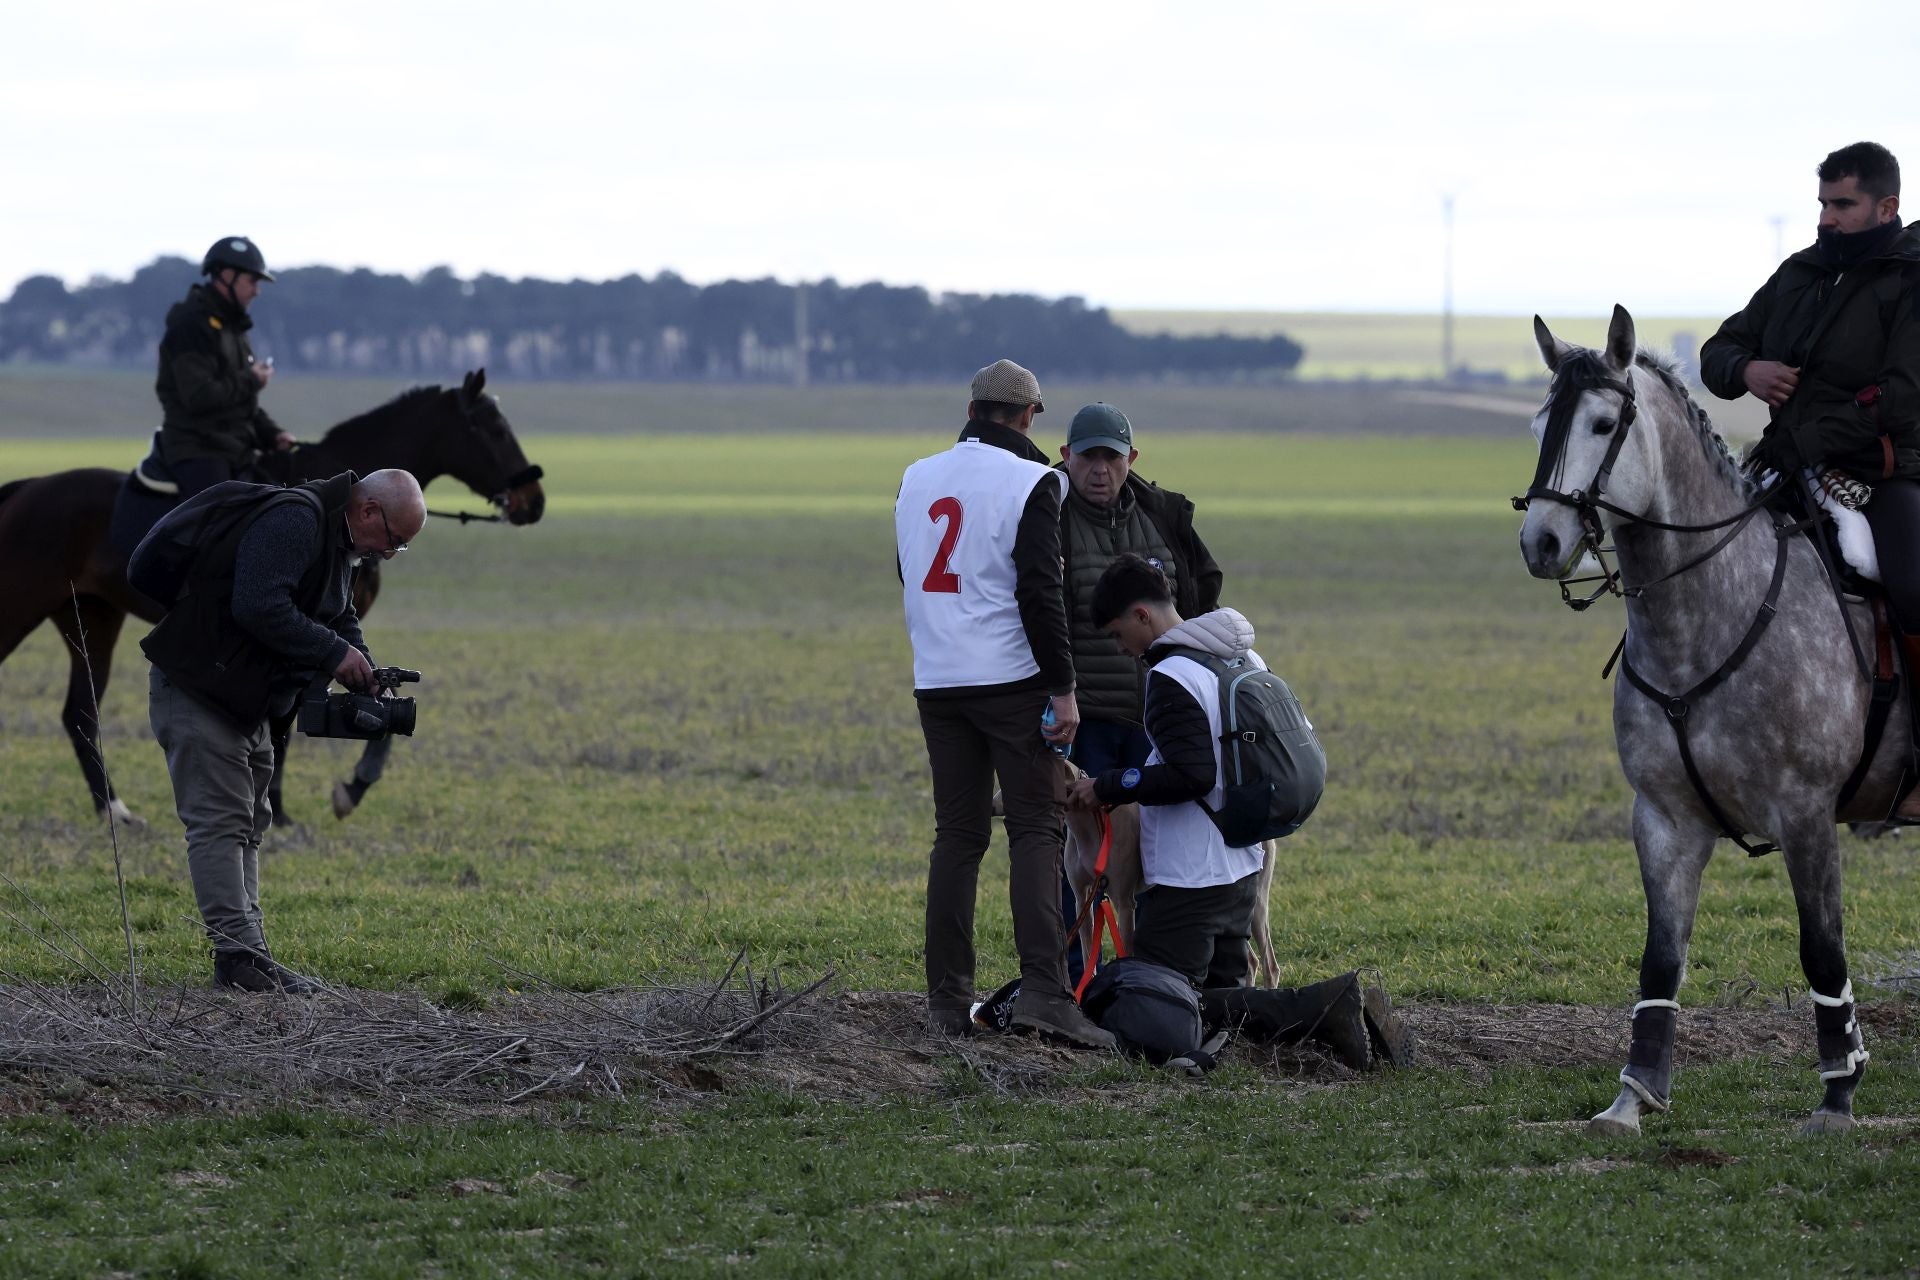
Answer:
[
  {"left": 2, "top": 405, "right": 1917, "bottom": 1275},
  {"left": 1113, "top": 310, "right": 1730, "bottom": 382}
]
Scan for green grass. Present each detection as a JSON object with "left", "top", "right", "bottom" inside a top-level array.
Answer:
[{"left": 2, "top": 427, "right": 1916, "bottom": 1275}]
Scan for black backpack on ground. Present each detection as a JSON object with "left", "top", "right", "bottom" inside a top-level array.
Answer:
[
  {"left": 128, "top": 481, "right": 317, "bottom": 606},
  {"left": 1080, "top": 957, "right": 1205, "bottom": 1065},
  {"left": 1164, "top": 647, "right": 1326, "bottom": 847}
]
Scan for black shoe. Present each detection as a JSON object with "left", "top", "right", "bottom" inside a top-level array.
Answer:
[
  {"left": 1301, "top": 974, "right": 1372, "bottom": 1070},
  {"left": 213, "top": 949, "right": 319, "bottom": 995},
  {"left": 927, "top": 1007, "right": 976, "bottom": 1037}
]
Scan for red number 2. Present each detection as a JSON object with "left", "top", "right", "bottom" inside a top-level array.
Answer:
[{"left": 921, "top": 496, "right": 964, "bottom": 593}]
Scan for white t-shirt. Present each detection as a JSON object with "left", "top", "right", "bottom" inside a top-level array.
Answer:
[
  {"left": 895, "top": 440, "right": 1066, "bottom": 691},
  {"left": 1138, "top": 650, "right": 1268, "bottom": 889}
]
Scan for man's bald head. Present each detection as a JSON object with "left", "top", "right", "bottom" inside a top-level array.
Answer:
[{"left": 346, "top": 469, "right": 427, "bottom": 560}]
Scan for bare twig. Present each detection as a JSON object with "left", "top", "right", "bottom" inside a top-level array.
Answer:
[{"left": 64, "top": 583, "right": 141, "bottom": 1009}]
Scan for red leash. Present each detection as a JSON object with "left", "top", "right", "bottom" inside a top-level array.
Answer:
[{"left": 1072, "top": 809, "right": 1127, "bottom": 1003}]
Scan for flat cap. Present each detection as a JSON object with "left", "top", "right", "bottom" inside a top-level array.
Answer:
[{"left": 969, "top": 358, "right": 1044, "bottom": 412}]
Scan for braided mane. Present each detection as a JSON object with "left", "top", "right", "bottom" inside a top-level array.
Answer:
[{"left": 1633, "top": 351, "right": 1757, "bottom": 498}]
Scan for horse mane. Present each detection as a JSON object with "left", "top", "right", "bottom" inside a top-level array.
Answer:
[
  {"left": 1632, "top": 350, "right": 1758, "bottom": 498},
  {"left": 321, "top": 384, "right": 448, "bottom": 443}
]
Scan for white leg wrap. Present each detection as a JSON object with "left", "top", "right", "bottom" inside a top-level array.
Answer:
[
  {"left": 1618, "top": 1068, "right": 1671, "bottom": 1112},
  {"left": 1810, "top": 983, "right": 1855, "bottom": 1007},
  {"left": 1819, "top": 1048, "right": 1871, "bottom": 1082},
  {"left": 1632, "top": 999, "right": 1680, "bottom": 1014}
]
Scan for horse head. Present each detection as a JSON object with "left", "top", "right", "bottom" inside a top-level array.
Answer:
[
  {"left": 1518, "top": 305, "right": 1651, "bottom": 581},
  {"left": 444, "top": 369, "right": 546, "bottom": 525}
]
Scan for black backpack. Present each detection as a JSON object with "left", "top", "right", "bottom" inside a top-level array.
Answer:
[
  {"left": 128, "top": 481, "right": 317, "bottom": 606},
  {"left": 1164, "top": 647, "right": 1326, "bottom": 847},
  {"left": 1080, "top": 957, "right": 1205, "bottom": 1064}
]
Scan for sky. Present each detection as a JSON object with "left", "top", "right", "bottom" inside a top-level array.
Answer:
[{"left": 6, "top": 1, "right": 1920, "bottom": 315}]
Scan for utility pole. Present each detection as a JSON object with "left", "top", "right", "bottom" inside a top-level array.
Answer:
[
  {"left": 793, "top": 280, "right": 810, "bottom": 387},
  {"left": 1441, "top": 194, "right": 1456, "bottom": 382}
]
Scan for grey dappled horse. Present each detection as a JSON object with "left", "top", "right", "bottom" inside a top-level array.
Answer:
[{"left": 1517, "top": 306, "right": 1901, "bottom": 1135}]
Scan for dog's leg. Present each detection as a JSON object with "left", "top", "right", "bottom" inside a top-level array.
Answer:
[{"left": 1249, "top": 840, "right": 1281, "bottom": 987}]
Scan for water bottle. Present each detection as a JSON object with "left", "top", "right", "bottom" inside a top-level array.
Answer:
[{"left": 1040, "top": 701, "right": 1071, "bottom": 758}]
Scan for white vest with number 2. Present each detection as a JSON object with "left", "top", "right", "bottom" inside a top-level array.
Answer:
[{"left": 896, "top": 440, "right": 1066, "bottom": 691}]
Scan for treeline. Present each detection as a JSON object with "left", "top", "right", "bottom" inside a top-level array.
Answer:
[{"left": 0, "top": 259, "right": 1303, "bottom": 383}]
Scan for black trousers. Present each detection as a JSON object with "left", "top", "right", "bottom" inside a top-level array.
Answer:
[
  {"left": 1131, "top": 870, "right": 1262, "bottom": 989},
  {"left": 918, "top": 688, "right": 1071, "bottom": 1012},
  {"left": 1867, "top": 478, "right": 1920, "bottom": 633}
]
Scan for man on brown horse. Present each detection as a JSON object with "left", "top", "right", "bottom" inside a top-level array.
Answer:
[{"left": 156, "top": 236, "right": 296, "bottom": 498}]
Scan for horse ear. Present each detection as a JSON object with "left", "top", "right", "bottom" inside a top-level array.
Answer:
[
  {"left": 1533, "top": 315, "right": 1571, "bottom": 373},
  {"left": 1605, "top": 304, "right": 1636, "bottom": 371},
  {"left": 460, "top": 370, "right": 478, "bottom": 400},
  {"left": 473, "top": 367, "right": 486, "bottom": 393}
]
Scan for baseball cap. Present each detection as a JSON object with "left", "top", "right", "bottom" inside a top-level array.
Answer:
[
  {"left": 1067, "top": 403, "right": 1133, "bottom": 455},
  {"left": 970, "top": 358, "right": 1044, "bottom": 412}
]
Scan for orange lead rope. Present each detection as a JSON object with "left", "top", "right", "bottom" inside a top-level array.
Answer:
[{"left": 1073, "top": 809, "right": 1127, "bottom": 1003}]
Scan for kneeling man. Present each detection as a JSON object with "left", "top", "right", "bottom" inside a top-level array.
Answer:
[{"left": 1066, "top": 554, "right": 1410, "bottom": 1068}]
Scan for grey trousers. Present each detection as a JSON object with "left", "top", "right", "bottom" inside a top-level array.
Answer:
[{"left": 148, "top": 665, "right": 272, "bottom": 953}]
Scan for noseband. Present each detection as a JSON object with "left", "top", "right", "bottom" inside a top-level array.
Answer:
[{"left": 1512, "top": 352, "right": 1780, "bottom": 609}]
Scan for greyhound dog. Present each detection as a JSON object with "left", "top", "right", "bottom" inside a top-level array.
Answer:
[{"left": 1002, "top": 756, "right": 1283, "bottom": 987}]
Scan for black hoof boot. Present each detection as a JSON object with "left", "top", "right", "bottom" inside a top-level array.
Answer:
[
  {"left": 1620, "top": 999, "right": 1678, "bottom": 1112},
  {"left": 1806, "top": 984, "right": 1869, "bottom": 1133}
]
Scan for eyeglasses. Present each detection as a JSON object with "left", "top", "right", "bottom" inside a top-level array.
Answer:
[{"left": 376, "top": 507, "right": 409, "bottom": 556}]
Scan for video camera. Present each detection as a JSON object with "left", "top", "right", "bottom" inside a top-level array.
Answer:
[{"left": 297, "top": 667, "right": 421, "bottom": 740}]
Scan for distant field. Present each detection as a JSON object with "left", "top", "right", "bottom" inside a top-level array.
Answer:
[
  {"left": 0, "top": 361, "right": 1772, "bottom": 445},
  {"left": 1114, "top": 309, "right": 1730, "bottom": 382}
]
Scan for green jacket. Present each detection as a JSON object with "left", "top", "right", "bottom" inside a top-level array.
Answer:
[
  {"left": 155, "top": 284, "right": 284, "bottom": 468},
  {"left": 1701, "top": 222, "right": 1920, "bottom": 479}
]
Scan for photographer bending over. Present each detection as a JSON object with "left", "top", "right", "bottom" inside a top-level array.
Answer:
[
  {"left": 139, "top": 469, "right": 426, "bottom": 992},
  {"left": 1066, "top": 555, "right": 1411, "bottom": 1069}
]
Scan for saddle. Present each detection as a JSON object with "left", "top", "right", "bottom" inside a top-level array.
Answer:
[
  {"left": 1779, "top": 471, "right": 1920, "bottom": 823},
  {"left": 110, "top": 432, "right": 278, "bottom": 560}
]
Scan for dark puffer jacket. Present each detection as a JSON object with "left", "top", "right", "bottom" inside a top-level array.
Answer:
[
  {"left": 155, "top": 284, "right": 285, "bottom": 468},
  {"left": 1701, "top": 221, "right": 1920, "bottom": 479},
  {"left": 1059, "top": 469, "right": 1223, "bottom": 725}
]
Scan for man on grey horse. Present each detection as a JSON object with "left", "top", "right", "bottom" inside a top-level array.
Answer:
[
  {"left": 154, "top": 236, "right": 297, "bottom": 499},
  {"left": 1703, "top": 142, "right": 1920, "bottom": 809}
]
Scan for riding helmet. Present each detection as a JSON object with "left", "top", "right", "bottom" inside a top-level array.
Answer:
[{"left": 200, "top": 236, "right": 275, "bottom": 283}]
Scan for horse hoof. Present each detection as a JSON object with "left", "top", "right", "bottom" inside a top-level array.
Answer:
[
  {"left": 1587, "top": 1113, "right": 1641, "bottom": 1138},
  {"left": 1801, "top": 1111, "right": 1856, "bottom": 1135},
  {"left": 331, "top": 781, "right": 357, "bottom": 820},
  {"left": 101, "top": 800, "right": 146, "bottom": 830}
]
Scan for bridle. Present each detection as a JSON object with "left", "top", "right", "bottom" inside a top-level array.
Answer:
[
  {"left": 1511, "top": 350, "right": 1782, "bottom": 610},
  {"left": 424, "top": 389, "right": 545, "bottom": 523}
]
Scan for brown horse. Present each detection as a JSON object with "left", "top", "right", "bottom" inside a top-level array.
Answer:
[{"left": 0, "top": 368, "right": 545, "bottom": 823}]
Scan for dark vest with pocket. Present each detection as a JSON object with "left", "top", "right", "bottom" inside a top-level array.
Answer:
[{"left": 1063, "top": 489, "right": 1178, "bottom": 724}]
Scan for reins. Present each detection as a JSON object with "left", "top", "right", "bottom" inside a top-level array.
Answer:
[
  {"left": 1517, "top": 350, "right": 1898, "bottom": 852},
  {"left": 424, "top": 466, "right": 544, "bottom": 526},
  {"left": 1511, "top": 352, "right": 1785, "bottom": 609}
]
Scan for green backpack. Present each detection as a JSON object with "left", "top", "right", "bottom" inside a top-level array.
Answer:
[{"left": 1164, "top": 648, "right": 1326, "bottom": 846}]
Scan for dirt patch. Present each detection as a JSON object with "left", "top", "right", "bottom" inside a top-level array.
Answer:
[{"left": 0, "top": 978, "right": 1910, "bottom": 1124}]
